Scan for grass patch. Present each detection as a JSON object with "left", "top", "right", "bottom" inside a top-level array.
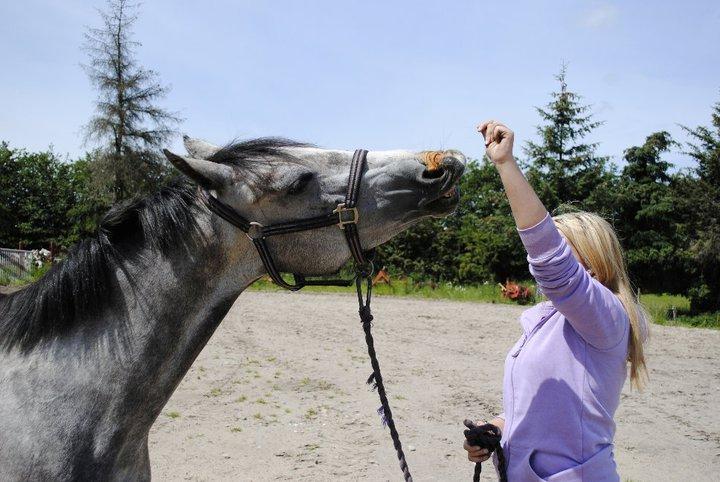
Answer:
[
  {"left": 207, "top": 388, "right": 223, "bottom": 397},
  {"left": 249, "top": 277, "right": 524, "bottom": 304},
  {"left": 251, "top": 276, "right": 718, "bottom": 329},
  {"left": 165, "top": 411, "right": 181, "bottom": 419},
  {"left": 304, "top": 408, "right": 318, "bottom": 420},
  {"left": 8, "top": 267, "right": 716, "bottom": 328},
  {"left": 316, "top": 380, "right": 334, "bottom": 391},
  {"left": 230, "top": 426, "right": 242, "bottom": 433},
  {"left": 641, "top": 293, "right": 719, "bottom": 329}
]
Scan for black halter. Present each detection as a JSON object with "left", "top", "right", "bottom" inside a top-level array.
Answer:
[
  {"left": 201, "top": 148, "right": 373, "bottom": 290},
  {"left": 201, "top": 148, "right": 414, "bottom": 481}
]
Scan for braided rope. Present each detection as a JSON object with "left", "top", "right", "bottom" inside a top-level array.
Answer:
[{"left": 356, "top": 275, "right": 413, "bottom": 482}]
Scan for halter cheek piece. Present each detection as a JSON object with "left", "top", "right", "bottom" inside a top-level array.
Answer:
[{"left": 200, "top": 149, "right": 414, "bottom": 482}]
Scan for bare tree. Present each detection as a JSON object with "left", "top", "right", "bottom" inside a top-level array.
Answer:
[{"left": 83, "top": 0, "right": 180, "bottom": 201}]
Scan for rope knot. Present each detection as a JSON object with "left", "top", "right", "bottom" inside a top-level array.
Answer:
[{"left": 359, "top": 306, "right": 373, "bottom": 324}]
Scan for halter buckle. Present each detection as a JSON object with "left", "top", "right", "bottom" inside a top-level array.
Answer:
[
  {"left": 246, "top": 222, "right": 265, "bottom": 240},
  {"left": 334, "top": 203, "right": 359, "bottom": 229}
]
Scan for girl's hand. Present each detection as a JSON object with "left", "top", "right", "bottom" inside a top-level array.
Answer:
[
  {"left": 463, "top": 440, "right": 491, "bottom": 463},
  {"left": 462, "top": 418, "right": 504, "bottom": 463},
  {"left": 477, "top": 120, "right": 515, "bottom": 165}
]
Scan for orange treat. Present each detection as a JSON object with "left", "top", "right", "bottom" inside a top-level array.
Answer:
[{"left": 423, "top": 151, "right": 444, "bottom": 172}]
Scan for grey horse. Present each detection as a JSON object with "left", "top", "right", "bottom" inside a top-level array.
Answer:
[{"left": 0, "top": 137, "right": 465, "bottom": 481}]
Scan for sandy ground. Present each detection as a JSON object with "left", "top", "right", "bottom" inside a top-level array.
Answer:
[{"left": 149, "top": 292, "right": 720, "bottom": 481}]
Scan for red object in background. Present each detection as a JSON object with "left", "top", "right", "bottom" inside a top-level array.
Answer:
[
  {"left": 373, "top": 266, "right": 391, "bottom": 286},
  {"left": 499, "top": 279, "right": 533, "bottom": 303}
]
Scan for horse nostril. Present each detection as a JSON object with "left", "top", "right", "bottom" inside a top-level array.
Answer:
[
  {"left": 441, "top": 156, "right": 464, "bottom": 177},
  {"left": 421, "top": 151, "right": 446, "bottom": 179}
]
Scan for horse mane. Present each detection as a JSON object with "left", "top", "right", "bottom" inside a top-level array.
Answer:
[
  {"left": 0, "top": 181, "right": 202, "bottom": 352},
  {"left": 208, "top": 137, "right": 312, "bottom": 166},
  {"left": 0, "top": 137, "right": 309, "bottom": 353}
]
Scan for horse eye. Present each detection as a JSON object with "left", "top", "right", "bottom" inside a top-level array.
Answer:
[{"left": 287, "top": 172, "right": 314, "bottom": 195}]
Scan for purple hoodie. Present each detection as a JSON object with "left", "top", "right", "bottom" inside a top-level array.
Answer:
[{"left": 498, "top": 214, "right": 632, "bottom": 481}]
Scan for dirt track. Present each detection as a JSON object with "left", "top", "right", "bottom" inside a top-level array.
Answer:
[{"left": 149, "top": 292, "right": 720, "bottom": 481}]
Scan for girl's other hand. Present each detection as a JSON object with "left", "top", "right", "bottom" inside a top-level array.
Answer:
[
  {"left": 462, "top": 418, "right": 504, "bottom": 463},
  {"left": 477, "top": 120, "right": 515, "bottom": 166}
]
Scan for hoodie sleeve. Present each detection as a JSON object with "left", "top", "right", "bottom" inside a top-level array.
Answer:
[{"left": 517, "top": 213, "right": 629, "bottom": 350}]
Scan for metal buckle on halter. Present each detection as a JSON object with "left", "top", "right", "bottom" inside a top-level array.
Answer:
[
  {"left": 333, "top": 203, "right": 359, "bottom": 229},
  {"left": 246, "top": 222, "right": 265, "bottom": 240}
]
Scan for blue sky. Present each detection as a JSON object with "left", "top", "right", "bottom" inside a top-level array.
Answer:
[{"left": 1, "top": 1, "right": 719, "bottom": 170}]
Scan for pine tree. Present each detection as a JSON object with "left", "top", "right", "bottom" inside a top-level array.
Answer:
[
  {"left": 524, "top": 65, "right": 612, "bottom": 212},
  {"left": 679, "top": 95, "right": 720, "bottom": 312},
  {"left": 615, "top": 132, "right": 691, "bottom": 294},
  {"left": 83, "top": 0, "right": 180, "bottom": 201}
]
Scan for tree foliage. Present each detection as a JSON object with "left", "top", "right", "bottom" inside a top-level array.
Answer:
[
  {"left": 614, "top": 132, "right": 691, "bottom": 294},
  {"left": 677, "top": 96, "right": 720, "bottom": 312},
  {"left": 524, "top": 66, "right": 613, "bottom": 212},
  {"left": 0, "top": 143, "right": 107, "bottom": 249},
  {"left": 83, "top": 0, "right": 180, "bottom": 201}
]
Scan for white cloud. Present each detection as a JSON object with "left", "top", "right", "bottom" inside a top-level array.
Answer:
[{"left": 581, "top": 3, "right": 619, "bottom": 29}]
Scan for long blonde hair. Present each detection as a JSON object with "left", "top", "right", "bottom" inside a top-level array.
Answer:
[{"left": 553, "top": 211, "right": 648, "bottom": 389}]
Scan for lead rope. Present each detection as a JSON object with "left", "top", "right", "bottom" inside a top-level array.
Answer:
[{"left": 355, "top": 268, "right": 413, "bottom": 482}]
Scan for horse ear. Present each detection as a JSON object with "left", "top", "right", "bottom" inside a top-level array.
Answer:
[
  {"left": 163, "top": 149, "right": 234, "bottom": 188},
  {"left": 183, "top": 135, "right": 221, "bottom": 160}
]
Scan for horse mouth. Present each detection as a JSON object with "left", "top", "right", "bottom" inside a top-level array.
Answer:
[
  {"left": 422, "top": 185, "right": 461, "bottom": 214},
  {"left": 416, "top": 150, "right": 464, "bottom": 215}
]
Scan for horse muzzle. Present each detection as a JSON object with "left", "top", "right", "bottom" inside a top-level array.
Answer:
[{"left": 418, "top": 150, "right": 465, "bottom": 213}]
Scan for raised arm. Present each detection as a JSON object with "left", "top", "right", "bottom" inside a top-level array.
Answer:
[
  {"left": 476, "top": 120, "right": 547, "bottom": 229},
  {"left": 477, "top": 121, "right": 628, "bottom": 349}
]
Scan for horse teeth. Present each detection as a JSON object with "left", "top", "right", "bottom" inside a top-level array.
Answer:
[{"left": 442, "top": 187, "right": 457, "bottom": 198}]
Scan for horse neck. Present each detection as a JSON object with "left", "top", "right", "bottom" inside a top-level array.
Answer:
[{"left": 104, "top": 210, "right": 263, "bottom": 431}]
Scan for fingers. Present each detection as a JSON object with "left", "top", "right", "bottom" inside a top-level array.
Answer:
[
  {"left": 476, "top": 120, "right": 494, "bottom": 145},
  {"left": 463, "top": 440, "right": 490, "bottom": 461},
  {"left": 469, "top": 453, "right": 491, "bottom": 463},
  {"left": 467, "top": 447, "right": 491, "bottom": 463},
  {"left": 477, "top": 120, "right": 512, "bottom": 146},
  {"left": 485, "top": 121, "right": 497, "bottom": 147},
  {"left": 476, "top": 121, "right": 490, "bottom": 135},
  {"left": 483, "top": 121, "right": 500, "bottom": 147},
  {"left": 466, "top": 446, "right": 489, "bottom": 456},
  {"left": 494, "top": 124, "right": 513, "bottom": 144}
]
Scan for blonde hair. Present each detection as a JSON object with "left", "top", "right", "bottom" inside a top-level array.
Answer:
[{"left": 553, "top": 211, "right": 648, "bottom": 390}]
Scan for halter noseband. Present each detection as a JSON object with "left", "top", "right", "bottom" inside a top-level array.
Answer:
[{"left": 200, "top": 148, "right": 374, "bottom": 290}]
